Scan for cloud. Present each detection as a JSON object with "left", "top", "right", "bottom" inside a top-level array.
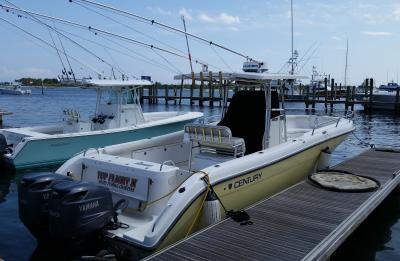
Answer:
[
  {"left": 393, "top": 7, "right": 400, "bottom": 20},
  {"left": 179, "top": 8, "right": 192, "bottom": 20},
  {"left": 361, "top": 31, "right": 393, "bottom": 36},
  {"left": 331, "top": 36, "right": 342, "bottom": 41},
  {"left": 219, "top": 12, "right": 240, "bottom": 25},
  {"left": 198, "top": 12, "right": 240, "bottom": 25},
  {"left": 199, "top": 13, "right": 216, "bottom": 23}
]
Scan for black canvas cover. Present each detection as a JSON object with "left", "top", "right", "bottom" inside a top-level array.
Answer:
[{"left": 218, "top": 90, "right": 280, "bottom": 155}]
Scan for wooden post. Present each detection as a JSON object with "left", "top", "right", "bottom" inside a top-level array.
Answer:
[
  {"left": 155, "top": 82, "right": 159, "bottom": 104},
  {"left": 179, "top": 79, "right": 184, "bottom": 105},
  {"left": 219, "top": 71, "right": 223, "bottom": 107},
  {"left": 199, "top": 71, "right": 204, "bottom": 107},
  {"left": 364, "top": 78, "right": 368, "bottom": 98},
  {"left": 351, "top": 86, "right": 356, "bottom": 111},
  {"left": 324, "top": 78, "right": 328, "bottom": 111},
  {"left": 305, "top": 85, "right": 310, "bottom": 109},
  {"left": 164, "top": 84, "right": 169, "bottom": 104},
  {"left": 148, "top": 85, "right": 152, "bottom": 104},
  {"left": 209, "top": 71, "right": 214, "bottom": 107},
  {"left": 330, "top": 79, "right": 335, "bottom": 111},
  {"left": 345, "top": 86, "right": 350, "bottom": 112},
  {"left": 369, "top": 78, "right": 374, "bottom": 111},
  {"left": 338, "top": 83, "right": 342, "bottom": 99},
  {"left": 190, "top": 72, "right": 195, "bottom": 106},
  {"left": 139, "top": 87, "right": 144, "bottom": 104},
  {"left": 312, "top": 83, "right": 317, "bottom": 110},
  {"left": 173, "top": 84, "right": 177, "bottom": 105}
]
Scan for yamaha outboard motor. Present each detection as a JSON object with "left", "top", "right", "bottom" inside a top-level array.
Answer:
[
  {"left": 18, "top": 173, "right": 72, "bottom": 238},
  {"left": 48, "top": 181, "right": 113, "bottom": 240}
]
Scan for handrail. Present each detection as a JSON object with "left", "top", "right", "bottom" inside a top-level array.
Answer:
[
  {"left": 312, "top": 111, "right": 353, "bottom": 135},
  {"left": 83, "top": 147, "right": 100, "bottom": 157},
  {"left": 152, "top": 203, "right": 172, "bottom": 232},
  {"left": 160, "top": 160, "right": 176, "bottom": 171},
  {"left": 197, "top": 114, "right": 221, "bottom": 124}
]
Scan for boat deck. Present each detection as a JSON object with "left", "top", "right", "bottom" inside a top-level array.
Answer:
[{"left": 147, "top": 148, "right": 400, "bottom": 261}]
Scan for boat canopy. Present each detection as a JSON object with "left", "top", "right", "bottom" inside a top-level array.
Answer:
[
  {"left": 83, "top": 79, "right": 152, "bottom": 89},
  {"left": 174, "top": 72, "right": 307, "bottom": 82}
]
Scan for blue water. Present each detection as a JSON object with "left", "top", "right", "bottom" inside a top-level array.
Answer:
[{"left": 0, "top": 87, "right": 400, "bottom": 260}]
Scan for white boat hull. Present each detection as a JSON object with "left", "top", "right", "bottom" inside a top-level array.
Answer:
[
  {"left": 55, "top": 114, "right": 354, "bottom": 258},
  {"left": 1, "top": 112, "right": 202, "bottom": 169}
]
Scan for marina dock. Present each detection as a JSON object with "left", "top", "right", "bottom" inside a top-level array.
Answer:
[
  {"left": 148, "top": 148, "right": 400, "bottom": 260},
  {"left": 140, "top": 77, "right": 400, "bottom": 113}
]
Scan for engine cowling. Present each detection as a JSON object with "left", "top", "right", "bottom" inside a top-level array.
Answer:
[
  {"left": 48, "top": 181, "right": 114, "bottom": 240},
  {"left": 18, "top": 173, "right": 72, "bottom": 238}
]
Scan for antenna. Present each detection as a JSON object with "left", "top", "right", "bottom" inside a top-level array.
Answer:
[
  {"left": 290, "top": 0, "right": 294, "bottom": 75},
  {"left": 181, "top": 15, "right": 193, "bottom": 74},
  {"left": 344, "top": 39, "right": 348, "bottom": 87}
]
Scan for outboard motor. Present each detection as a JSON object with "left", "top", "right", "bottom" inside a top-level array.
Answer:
[
  {"left": 18, "top": 173, "right": 72, "bottom": 238},
  {"left": 48, "top": 181, "right": 113, "bottom": 240}
]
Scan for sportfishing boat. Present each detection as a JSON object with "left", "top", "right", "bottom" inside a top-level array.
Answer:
[
  {"left": 17, "top": 72, "right": 354, "bottom": 259},
  {"left": 0, "top": 82, "right": 31, "bottom": 95},
  {"left": 0, "top": 79, "right": 202, "bottom": 169},
  {"left": 378, "top": 81, "right": 399, "bottom": 91}
]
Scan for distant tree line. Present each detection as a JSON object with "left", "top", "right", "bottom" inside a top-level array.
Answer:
[{"left": 15, "top": 78, "right": 60, "bottom": 86}]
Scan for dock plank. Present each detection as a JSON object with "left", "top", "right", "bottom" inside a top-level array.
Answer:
[{"left": 148, "top": 149, "right": 400, "bottom": 261}]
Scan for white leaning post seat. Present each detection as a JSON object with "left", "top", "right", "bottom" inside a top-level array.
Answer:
[{"left": 184, "top": 123, "right": 245, "bottom": 157}]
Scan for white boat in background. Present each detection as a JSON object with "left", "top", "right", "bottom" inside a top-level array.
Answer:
[
  {"left": 0, "top": 79, "right": 202, "bottom": 169},
  {"left": 242, "top": 60, "right": 268, "bottom": 73},
  {"left": 378, "top": 81, "right": 399, "bottom": 91},
  {"left": 17, "top": 72, "right": 354, "bottom": 259},
  {"left": 310, "top": 66, "right": 330, "bottom": 93},
  {"left": 0, "top": 83, "right": 31, "bottom": 95}
]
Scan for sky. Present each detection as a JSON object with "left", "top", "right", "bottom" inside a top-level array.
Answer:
[{"left": 0, "top": 0, "right": 400, "bottom": 85}]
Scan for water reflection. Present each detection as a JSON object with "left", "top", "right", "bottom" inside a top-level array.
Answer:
[
  {"left": 1, "top": 88, "right": 400, "bottom": 260},
  {"left": 332, "top": 190, "right": 400, "bottom": 260}
]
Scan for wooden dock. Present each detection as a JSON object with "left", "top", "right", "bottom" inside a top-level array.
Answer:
[
  {"left": 139, "top": 76, "right": 400, "bottom": 113},
  {"left": 147, "top": 148, "right": 400, "bottom": 261}
]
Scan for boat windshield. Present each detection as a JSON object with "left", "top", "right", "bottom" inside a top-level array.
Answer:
[
  {"left": 122, "top": 90, "right": 135, "bottom": 105},
  {"left": 100, "top": 90, "right": 118, "bottom": 105}
]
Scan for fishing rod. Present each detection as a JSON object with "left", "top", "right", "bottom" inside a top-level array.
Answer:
[
  {"left": 1, "top": 2, "right": 127, "bottom": 78},
  {"left": 70, "top": 0, "right": 259, "bottom": 63},
  {"left": 0, "top": 3, "right": 210, "bottom": 68},
  {"left": 47, "top": 28, "right": 70, "bottom": 80},
  {"left": 60, "top": 27, "right": 182, "bottom": 74},
  {"left": 56, "top": 26, "right": 77, "bottom": 82},
  {"left": 66, "top": 0, "right": 216, "bottom": 72},
  {"left": 0, "top": 17, "right": 103, "bottom": 76}
]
